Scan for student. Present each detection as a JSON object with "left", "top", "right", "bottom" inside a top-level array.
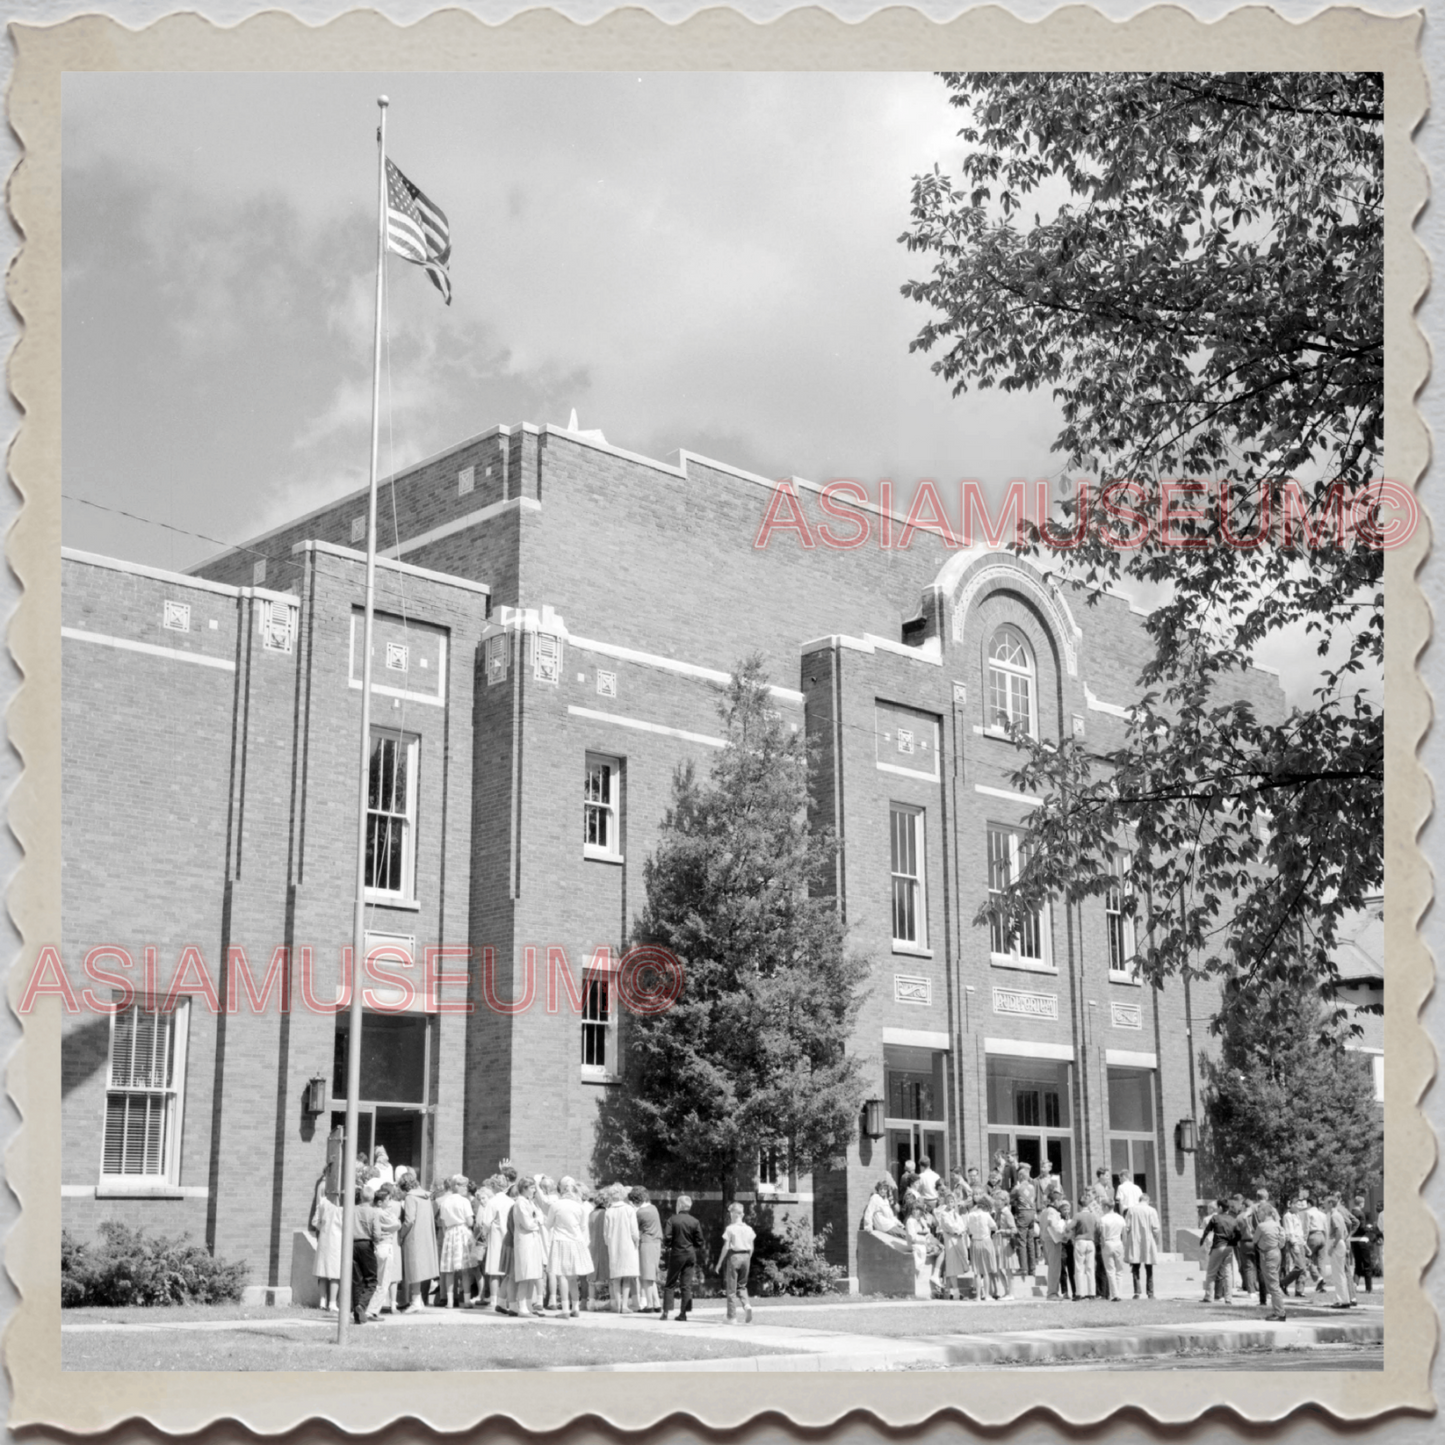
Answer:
[
  {"left": 1200, "top": 1197, "right": 1238, "bottom": 1304},
  {"left": 1350, "top": 1194, "right": 1378, "bottom": 1293},
  {"left": 937, "top": 1190, "right": 971, "bottom": 1301},
  {"left": 310, "top": 1172, "right": 343, "bottom": 1313},
  {"left": 1123, "top": 1191, "right": 1161, "bottom": 1300},
  {"left": 349, "top": 1186, "right": 385, "bottom": 1325},
  {"left": 482, "top": 1174, "right": 515, "bottom": 1315},
  {"left": 397, "top": 1172, "right": 438, "bottom": 1312},
  {"left": 990, "top": 1190, "right": 1017, "bottom": 1299},
  {"left": 633, "top": 1187, "right": 664, "bottom": 1313},
  {"left": 1253, "top": 1203, "right": 1288, "bottom": 1321},
  {"left": 1072, "top": 1194, "right": 1098, "bottom": 1299},
  {"left": 604, "top": 1183, "right": 641, "bottom": 1314},
  {"left": 1057, "top": 1198, "right": 1077, "bottom": 1300},
  {"left": 1097, "top": 1198, "right": 1127, "bottom": 1301},
  {"left": 545, "top": 1176, "right": 593, "bottom": 1319},
  {"left": 1010, "top": 1164, "right": 1039, "bottom": 1277},
  {"left": 1041, "top": 1192, "right": 1068, "bottom": 1300},
  {"left": 716, "top": 1202, "right": 756, "bottom": 1323},
  {"left": 1325, "top": 1193, "right": 1355, "bottom": 1308},
  {"left": 964, "top": 1193, "right": 1002, "bottom": 1303},
  {"left": 510, "top": 1177, "right": 545, "bottom": 1317},
  {"left": 1302, "top": 1193, "right": 1329, "bottom": 1292},
  {"left": 372, "top": 1182, "right": 404, "bottom": 1313},
  {"left": 435, "top": 1174, "right": 475, "bottom": 1308},
  {"left": 661, "top": 1195, "right": 705, "bottom": 1322}
]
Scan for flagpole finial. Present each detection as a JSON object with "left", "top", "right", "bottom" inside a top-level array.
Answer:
[{"left": 378, "top": 95, "right": 389, "bottom": 108}]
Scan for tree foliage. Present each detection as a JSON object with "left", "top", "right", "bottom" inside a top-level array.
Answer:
[
  {"left": 592, "top": 658, "right": 870, "bottom": 1200},
  {"left": 1197, "top": 976, "right": 1382, "bottom": 1206},
  {"left": 901, "top": 73, "right": 1384, "bottom": 1015}
]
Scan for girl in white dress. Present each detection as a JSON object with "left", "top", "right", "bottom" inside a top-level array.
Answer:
[
  {"left": 435, "top": 1175, "right": 475, "bottom": 1308},
  {"left": 309, "top": 1173, "right": 343, "bottom": 1312},
  {"left": 603, "top": 1183, "right": 641, "bottom": 1313},
  {"left": 509, "top": 1178, "right": 545, "bottom": 1316},
  {"left": 482, "top": 1175, "right": 515, "bottom": 1314},
  {"left": 546, "top": 1176, "right": 594, "bottom": 1318}
]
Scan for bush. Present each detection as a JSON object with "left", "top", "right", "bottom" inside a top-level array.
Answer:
[
  {"left": 747, "top": 1207, "right": 844, "bottom": 1296},
  {"left": 61, "top": 1222, "right": 248, "bottom": 1307}
]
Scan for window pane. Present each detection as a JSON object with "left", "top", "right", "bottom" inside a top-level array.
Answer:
[
  {"left": 333, "top": 1013, "right": 428, "bottom": 1104},
  {"left": 1107, "top": 1066, "right": 1154, "bottom": 1132},
  {"left": 986, "top": 1056, "right": 1072, "bottom": 1127}
]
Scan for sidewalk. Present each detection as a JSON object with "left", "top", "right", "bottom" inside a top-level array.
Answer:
[{"left": 569, "top": 1307, "right": 1385, "bottom": 1373}]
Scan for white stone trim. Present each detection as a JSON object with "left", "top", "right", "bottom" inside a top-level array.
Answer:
[
  {"left": 63, "top": 548, "right": 298, "bottom": 604},
  {"left": 944, "top": 559, "right": 1081, "bottom": 677},
  {"left": 62, "top": 627, "right": 237, "bottom": 672},
  {"left": 975, "top": 783, "right": 1044, "bottom": 807},
  {"left": 1105, "top": 1049, "right": 1158, "bottom": 1068},
  {"left": 799, "top": 633, "right": 942, "bottom": 666},
  {"left": 387, "top": 496, "right": 541, "bottom": 559},
  {"left": 296, "top": 539, "right": 491, "bottom": 596},
  {"left": 567, "top": 705, "right": 726, "bottom": 750},
  {"left": 881, "top": 1027, "right": 950, "bottom": 1050},
  {"left": 1084, "top": 685, "right": 1131, "bottom": 718},
  {"left": 570, "top": 633, "right": 803, "bottom": 704},
  {"left": 984, "top": 1037, "right": 1075, "bottom": 1061}
]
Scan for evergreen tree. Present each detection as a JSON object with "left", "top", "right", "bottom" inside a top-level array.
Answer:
[
  {"left": 593, "top": 657, "right": 869, "bottom": 1202},
  {"left": 1198, "top": 976, "right": 1382, "bottom": 1206}
]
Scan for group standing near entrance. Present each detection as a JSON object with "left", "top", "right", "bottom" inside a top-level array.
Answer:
[{"left": 310, "top": 1152, "right": 757, "bottom": 1326}]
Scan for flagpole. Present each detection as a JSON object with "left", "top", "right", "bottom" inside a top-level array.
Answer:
[{"left": 337, "top": 94, "right": 389, "bottom": 1347}]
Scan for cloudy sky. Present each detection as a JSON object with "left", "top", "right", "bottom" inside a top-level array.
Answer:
[{"left": 62, "top": 71, "right": 1069, "bottom": 574}]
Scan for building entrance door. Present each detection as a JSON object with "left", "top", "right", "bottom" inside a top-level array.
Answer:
[
  {"left": 1109, "top": 1137, "right": 1155, "bottom": 1198},
  {"left": 888, "top": 1124, "right": 947, "bottom": 1186}
]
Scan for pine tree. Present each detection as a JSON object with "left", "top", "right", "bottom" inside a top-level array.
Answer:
[
  {"left": 1198, "top": 976, "right": 1382, "bottom": 1206},
  {"left": 592, "top": 657, "right": 869, "bottom": 1202}
]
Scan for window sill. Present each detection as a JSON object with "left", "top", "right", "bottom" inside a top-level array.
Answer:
[
  {"left": 96, "top": 1181, "right": 187, "bottom": 1199},
  {"left": 1108, "top": 972, "right": 1143, "bottom": 987},
  {"left": 364, "top": 892, "right": 420, "bottom": 912},
  {"left": 989, "top": 954, "right": 1058, "bottom": 975},
  {"left": 580, "top": 1070, "right": 621, "bottom": 1086},
  {"left": 980, "top": 725, "right": 1036, "bottom": 743},
  {"left": 583, "top": 847, "right": 625, "bottom": 865},
  {"left": 892, "top": 943, "right": 934, "bottom": 959}
]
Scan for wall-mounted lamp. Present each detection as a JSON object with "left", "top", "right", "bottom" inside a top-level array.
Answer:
[
  {"left": 863, "top": 1098, "right": 885, "bottom": 1140},
  {"left": 1174, "top": 1118, "right": 1197, "bottom": 1153},
  {"left": 303, "top": 1075, "right": 329, "bottom": 1116}
]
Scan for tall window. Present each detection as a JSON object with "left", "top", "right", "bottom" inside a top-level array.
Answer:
[
  {"left": 584, "top": 755, "right": 621, "bottom": 859},
  {"left": 987, "top": 625, "right": 1035, "bottom": 735},
  {"left": 366, "top": 730, "right": 419, "bottom": 901},
  {"left": 1106, "top": 853, "right": 1138, "bottom": 980},
  {"left": 987, "top": 825, "right": 1046, "bottom": 966},
  {"left": 890, "top": 804, "right": 926, "bottom": 948},
  {"left": 581, "top": 975, "right": 612, "bottom": 1075},
  {"left": 102, "top": 1000, "right": 189, "bottom": 1185}
]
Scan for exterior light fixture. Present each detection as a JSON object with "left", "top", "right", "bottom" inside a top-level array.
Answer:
[
  {"left": 1175, "top": 1118, "right": 1197, "bottom": 1153},
  {"left": 303, "top": 1076, "right": 329, "bottom": 1116},
  {"left": 863, "top": 1099, "right": 885, "bottom": 1140}
]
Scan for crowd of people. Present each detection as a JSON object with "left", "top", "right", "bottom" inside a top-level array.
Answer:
[
  {"left": 861, "top": 1152, "right": 1163, "bottom": 1303},
  {"left": 1198, "top": 1188, "right": 1382, "bottom": 1320},
  {"left": 308, "top": 1148, "right": 757, "bottom": 1328}
]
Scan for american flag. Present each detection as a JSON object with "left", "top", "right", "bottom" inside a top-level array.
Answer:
[{"left": 386, "top": 158, "right": 451, "bottom": 305}]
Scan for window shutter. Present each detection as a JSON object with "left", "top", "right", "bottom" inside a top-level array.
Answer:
[{"left": 533, "top": 631, "right": 561, "bottom": 684}]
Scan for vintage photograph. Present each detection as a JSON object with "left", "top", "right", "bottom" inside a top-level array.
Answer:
[{"left": 40, "top": 59, "right": 1394, "bottom": 1385}]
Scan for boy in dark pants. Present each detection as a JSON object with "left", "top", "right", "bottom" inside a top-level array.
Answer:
[
  {"left": 661, "top": 1194, "right": 704, "bottom": 1321},
  {"left": 717, "top": 1201, "right": 756, "bottom": 1323}
]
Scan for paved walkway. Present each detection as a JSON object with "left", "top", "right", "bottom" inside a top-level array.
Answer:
[{"left": 62, "top": 1297, "right": 1384, "bottom": 1372}]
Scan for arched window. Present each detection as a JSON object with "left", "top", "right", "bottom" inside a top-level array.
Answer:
[{"left": 987, "top": 625, "right": 1036, "bottom": 735}]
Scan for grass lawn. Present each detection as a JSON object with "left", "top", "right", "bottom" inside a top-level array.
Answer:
[{"left": 61, "top": 1313, "right": 801, "bottom": 1372}]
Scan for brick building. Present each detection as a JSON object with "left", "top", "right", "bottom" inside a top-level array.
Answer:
[{"left": 59, "top": 420, "right": 1287, "bottom": 1292}]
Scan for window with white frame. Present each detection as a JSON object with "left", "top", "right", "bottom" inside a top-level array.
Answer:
[
  {"left": 102, "top": 999, "right": 189, "bottom": 1186},
  {"left": 580, "top": 966, "right": 618, "bottom": 1078},
  {"left": 986, "top": 625, "right": 1036, "bottom": 735},
  {"left": 584, "top": 755, "right": 622, "bottom": 859},
  {"left": 758, "top": 1145, "right": 782, "bottom": 1189},
  {"left": 890, "top": 804, "right": 926, "bottom": 949},
  {"left": 365, "top": 730, "right": 420, "bottom": 902},
  {"left": 1106, "top": 853, "right": 1139, "bottom": 980},
  {"left": 987, "top": 825, "right": 1048, "bottom": 967}
]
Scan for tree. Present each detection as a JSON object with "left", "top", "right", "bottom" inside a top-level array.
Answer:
[
  {"left": 592, "top": 657, "right": 869, "bottom": 1202},
  {"left": 1198, "top": 975, "right": 1382, "bottom": 1207},
  {"left": 901, "top": 73, "right": 1384, "bottom": 1018}
]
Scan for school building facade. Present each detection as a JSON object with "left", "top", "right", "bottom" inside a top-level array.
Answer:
[{"left": 58, "top": 420, "right": 1289, "bottom": 1293}]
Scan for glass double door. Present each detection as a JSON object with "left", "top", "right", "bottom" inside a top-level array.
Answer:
[
  {"left": 329, "top": 1105, "right": 428, "bottom": 1181},
  {"left": 888, "top": 1123, "right": 948, "bottom": 1186},
  {"left": 1109, "top": 1136, "right": 1155, "bottom": 1198}
]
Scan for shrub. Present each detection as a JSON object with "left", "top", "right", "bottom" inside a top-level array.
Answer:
[
  {"left": 61, "top": 1222, "right": 248, "bottom": 1307},
  {"left": 747, "top": 1207, "right": 844, "bottom": 1296}
]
